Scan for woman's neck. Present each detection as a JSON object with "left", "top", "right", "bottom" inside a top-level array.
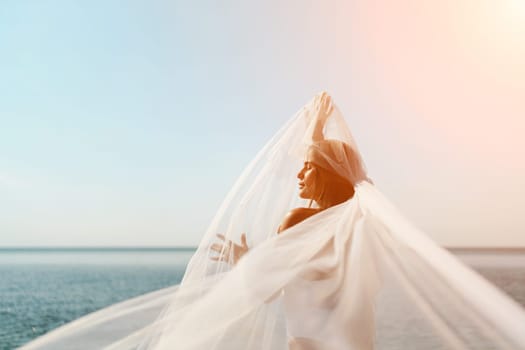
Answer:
[{"left": 317, "top": 186, "right": 355, "bottom": 210}]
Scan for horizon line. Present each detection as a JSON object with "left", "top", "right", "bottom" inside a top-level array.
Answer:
[
  {"left": 1, "top": 246, "right": 525, "bottom": 252},
  {"left": 0, "top": 246, "right": 198, "bottom": 251}
]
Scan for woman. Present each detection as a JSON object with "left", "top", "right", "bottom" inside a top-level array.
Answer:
[
  {"left": 178, "top": 93, "right": 525, "bottom": 350},
  {"left": 22, "top": 93, "right": 525, "bottom": 350},
  {"left": 210, "top": 93, "right": 359, "bottom": 264},
  {"left": 208, "top": 93, "right": 376, "bottom": 349}
]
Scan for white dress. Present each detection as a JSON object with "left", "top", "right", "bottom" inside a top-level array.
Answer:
[{"left": 20, "top": 94, "right": 525, "bottom": 350}]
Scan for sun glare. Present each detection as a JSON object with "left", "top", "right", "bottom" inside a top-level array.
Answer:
[
  {"left": 505, "top": 0, "right": 525, "bottom": 30},
  {"left": 510, "top": 0, "right": 525, "bottom": 12}
]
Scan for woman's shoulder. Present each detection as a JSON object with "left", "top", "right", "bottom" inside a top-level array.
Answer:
[{"left": 278, "top": 207, "right": 321, "bottom": 234}]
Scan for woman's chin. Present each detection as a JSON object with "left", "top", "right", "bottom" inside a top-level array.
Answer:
[{"left": 298, "top": 191, "right": 311, "bottom": 200}]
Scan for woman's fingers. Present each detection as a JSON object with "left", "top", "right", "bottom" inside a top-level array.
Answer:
[
  {"left": 214, "top": 234, "right": 233, "bottom": 249},
  {"left": 326, "top": 99, "right": 333, "bottom": 115},
  {"left": 210, "top": 243, "right": 227, "bottom": 253},
  {"left": 210, "top": 246, "right": 230, "bottom": 261},
  {"left": 210, "top": 253, "right": 229, "bottom": 262},
  {"left": 313, "top": 92, "right": 332, "bottom": 122},
  {"left": 210, "top": 233, "right": 249, "bottom": 264},
  {"left": 240, "top": 233, "right": 248, "bottom": 248},
  {"left": 321, "top": 94, "right": 332, "bottom": 113}
]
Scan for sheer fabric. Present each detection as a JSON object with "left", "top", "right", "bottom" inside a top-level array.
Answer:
[{"left": 22, "top": 94, "right": 525, "bottom": 350}]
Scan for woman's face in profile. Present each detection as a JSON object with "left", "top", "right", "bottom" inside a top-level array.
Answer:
[{"left": 297, "top": 161, "right": 318, "bottom": 199}]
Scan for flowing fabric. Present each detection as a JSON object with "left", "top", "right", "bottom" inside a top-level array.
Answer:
[{"left": 22, "top": 94, "right": 525, "bottom": 350}]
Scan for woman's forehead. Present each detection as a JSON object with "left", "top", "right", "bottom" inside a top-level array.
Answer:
[{"left": 305, "top": 147, "right": 323, "bottom": 163}]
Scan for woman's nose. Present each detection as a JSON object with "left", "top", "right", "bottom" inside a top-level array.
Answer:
[{"left": 297, "top": 169, "right": 304, "bottom": 179}]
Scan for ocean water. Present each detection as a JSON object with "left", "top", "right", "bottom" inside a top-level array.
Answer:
[
  {"left": 0, "top": 249, "right": 524, "bottom": 350},
  {"left": 0, "top": 249, "right": 194, "bottom": 350}
]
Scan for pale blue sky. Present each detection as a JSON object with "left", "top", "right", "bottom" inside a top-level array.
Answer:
[{"left": 1, "top": 1, "right": 524, "bottom": 247}]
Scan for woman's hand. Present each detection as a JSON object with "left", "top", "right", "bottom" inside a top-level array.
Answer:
[
  {"left": 315, "top": 91, "right": 334, "bottom": 124},
  {"left": 210, "top": 233, "right": 249, "bottom": 265},
  {"left": 312, "top": 91, "right": 334, "bottom": 141}
]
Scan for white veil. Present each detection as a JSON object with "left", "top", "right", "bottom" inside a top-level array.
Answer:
[{"left": 22, "top": 94, "right": 525, "bottom": 350}]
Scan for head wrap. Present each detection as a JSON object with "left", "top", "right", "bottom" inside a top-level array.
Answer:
[{"left": 306, "top": 139, "right": 368, "bottom": 186}]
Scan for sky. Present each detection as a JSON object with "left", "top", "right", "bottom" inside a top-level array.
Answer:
[{"left": 1, "top": 0, "right": 524, "bottom": 247}]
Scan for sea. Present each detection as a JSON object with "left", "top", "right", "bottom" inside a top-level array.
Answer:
[
  {"left": 0, "top": 248, "right": 194, "bottom": 350},
  {"left": 0, "top": 248, "right": 524, "bottom": 350}
]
